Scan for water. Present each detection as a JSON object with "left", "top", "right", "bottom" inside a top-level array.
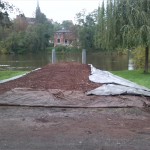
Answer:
[{"left": 0, "top": 52, "right": 132, "bottom": 71}]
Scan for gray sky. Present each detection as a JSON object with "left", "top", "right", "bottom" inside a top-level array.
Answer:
[{"left": 5, "top": 0, "right": 102, "bottom": 23}]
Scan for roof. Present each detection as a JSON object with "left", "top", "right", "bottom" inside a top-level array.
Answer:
[
  {"left": 55, "top": 29, "right": 71, "bottom": 33},
  {"left": 26, "top": 17, "right": 36, "bottom": 22}
]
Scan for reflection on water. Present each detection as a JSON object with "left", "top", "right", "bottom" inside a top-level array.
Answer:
[
  {"left": 87, "top": 52, "right": 129, "bottom": 71},
  {"left": 0, "top": 52, "right": 132, "bottom": 71},
  {"left": 128, "top": 59, "right": 134, "bottom": 70}
]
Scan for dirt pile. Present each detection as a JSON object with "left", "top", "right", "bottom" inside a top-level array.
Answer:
[{"left": 0, "top": 62, "right": 101, "bottom": 94}]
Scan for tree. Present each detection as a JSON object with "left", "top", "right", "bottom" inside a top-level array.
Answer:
[
  {"left": 13, "top": 14, "right": 28, "bottom": 32},
  {"left": 0, "top": 0, "right": 21, "bottom": 27},
  {"left": 0, "top": 0, "right": 55, "bottom": 54},
  {"left": 62, "top": 20, "right": 74, "bottom": 30},
  {"left": 76, "top": 9, "right": 98, "bottom": 50},
  {"left": 75, "top": 9, "right": 86, "bottom": 26},
  {"left": 0, "top": 1, "right": 11, "bottom": 27},
  {"left": 95, "top": 1, "right": 106, "bottom": 50},
  {"left": 0, "top": 1, "right": 19, "bottom": 53},
  {"left": 95, "top": 0, "right": 150, "bottom": 72},
  {"left": 120, "top": 0, "right": 150, "bottom": 73},
  {"left": 53, "top": 21, "right": 61, "bottom": 31}
]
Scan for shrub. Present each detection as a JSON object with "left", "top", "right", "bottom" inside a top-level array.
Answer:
[
  {"left": 54, "top": 45, "right": 81, "bottom": 53},
  {"left": 132, "top": 46, "right": 145, "bottom": 69}
]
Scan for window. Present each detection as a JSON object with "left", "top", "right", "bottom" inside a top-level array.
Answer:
[
  {"left": 65, "top": 39, "right": 68, "bottom": 44},
  {"left": 57, "top": 39, "right": 60, "bottom": 43}
]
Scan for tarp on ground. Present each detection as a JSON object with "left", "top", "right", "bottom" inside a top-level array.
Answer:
[
  {"left": 87, "top": 65, "right": 150, "bottom": 96},
  {"left": 0, "top": 88, "right": 150, "bottom": 108}
]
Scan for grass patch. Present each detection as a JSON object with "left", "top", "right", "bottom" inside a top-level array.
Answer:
[
  {"left": 112, "top": 70, "right": 150, "bottom": 89},
  {"left": 0, "top": 71, "right": 28, "bottom": 80}
]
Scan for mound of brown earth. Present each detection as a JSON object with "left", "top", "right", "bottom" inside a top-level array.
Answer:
[{"left": 0, "top": 62, "right": 101, "bottom": 94}]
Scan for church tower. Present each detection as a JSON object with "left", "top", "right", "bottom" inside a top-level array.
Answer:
[
  {"left": 35, "top": 0, "right": 47, "bottom": 23},
  {"left": 36, "top": 0, "right": 41, "bottom": 18},
  {"left": 36, "top": 0, "right": 40, "bottom": 12}
]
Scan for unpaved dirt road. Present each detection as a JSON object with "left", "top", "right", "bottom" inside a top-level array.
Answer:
[
  {"left": 0, "top": 62, "right": 100, "bottom": 94},
  {"left": 0, "top": 63, "right": 150, "bottom": 149},
  {"left": 0, "top": 106, "right": 150, "bottom": 150}
]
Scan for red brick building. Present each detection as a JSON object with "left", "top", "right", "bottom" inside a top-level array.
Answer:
[{"left": 54, "top": 29, "right": 76, "bottom": 47}]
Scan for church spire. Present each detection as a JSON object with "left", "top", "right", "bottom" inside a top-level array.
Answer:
[
  {"left": 36, "top": 0, "right": 41, "bottom": 11},
  {"left": 36, "top": 0, "right": 41, "bottom": 14},
  {"left": 37, "top": 0, "right": 39, "bottom": 9},
  {"left": 35, "top": 0, "right": 47, "bottom": 23}
]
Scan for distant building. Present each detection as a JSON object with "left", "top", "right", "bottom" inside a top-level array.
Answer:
[
  {"left": 26, "top": 17, "right": 36, "bottom": 25},
  {"left": 15, "top": 0, "right": 50, "bottom": 25},
  {"left": 15, "top": 15, "right": 36, "bottom": 25},
  {"left": 54, "top": 29, "right": 76, "bottom": 47}
]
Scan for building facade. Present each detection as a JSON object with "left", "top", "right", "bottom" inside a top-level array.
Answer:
[{"left": 54, "top": 29, "right": 76, "bottom": 47}]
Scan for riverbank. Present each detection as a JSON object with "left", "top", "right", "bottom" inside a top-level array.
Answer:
[{"left": 112, "top": 70, "right": 150, "bottom": 89}]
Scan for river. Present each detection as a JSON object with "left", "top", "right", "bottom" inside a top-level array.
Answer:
[{"left": 0, "top": 52, "right": 133, "bottom": 71}]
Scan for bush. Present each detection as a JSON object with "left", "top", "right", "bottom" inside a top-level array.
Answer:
[
  {"left": 0, "top": 41, "right": 9, "bottom": 54},
  {"left": 54, "top": 45, "right": 81, "bottom": 53},
  {"left": 132, "top": 46, "right": 145, "bottom": 69},
  {"left": 116, "top": 48, "right": 128, "bottom": 55}
]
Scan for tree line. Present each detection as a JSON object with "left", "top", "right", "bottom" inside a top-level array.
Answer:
[
  {"left": 94, "top": 0, "right": 150, "bottom": 73},
  {"left": 0, "top": 1, "right": 75, "bottom": 54},
  {"left": 0, "top": 0, "right": 150, "bottom": 72},
  {"left": 0, "top": 0, "right": 55, "bottom": 54},
  {"left": 76, "top": 0, "right": 150, "bottom": 72}
]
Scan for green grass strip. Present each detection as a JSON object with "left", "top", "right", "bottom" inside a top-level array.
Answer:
[
  {"left": 112, "top": 70, "right": 150, "bottom": 89},
  {"left": 0, "top": 71, "right": 28, "bottom": 80}
]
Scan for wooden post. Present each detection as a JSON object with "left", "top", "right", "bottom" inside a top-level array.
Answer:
[
  {"left": 52, "top": 48, "right": 56, "bottom": 64},
  {"left": 82, "top": 49, "right": 86, "bottom": 64},
  {"left": 144, "top": 46, "right": 149, "bottom": 73}
]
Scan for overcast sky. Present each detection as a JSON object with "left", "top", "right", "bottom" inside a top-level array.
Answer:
[{"left": 5, "top": 0, "right": 102, "bottom": 23}]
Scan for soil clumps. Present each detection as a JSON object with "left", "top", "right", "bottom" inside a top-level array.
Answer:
[{"left": 0, "top": 62, "right": 101, "bottom": 94}]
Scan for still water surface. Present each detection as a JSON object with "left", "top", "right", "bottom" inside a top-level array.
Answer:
[{"left": 0, "top": 52, "right": 132, "bottom": 71}]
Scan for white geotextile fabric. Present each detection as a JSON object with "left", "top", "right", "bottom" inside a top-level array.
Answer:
[
  {"left": 87, "top": 84, "right": 150, "bottom": 96},
  {"left": 87, "top": 65, "right": 150, "bottom": 96}
]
